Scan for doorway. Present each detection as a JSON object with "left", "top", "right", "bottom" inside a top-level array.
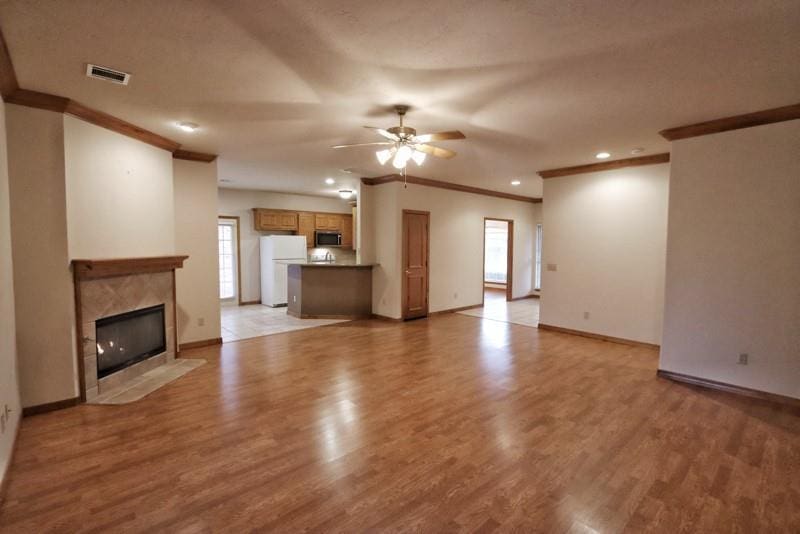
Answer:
[
  {"left": 483, "top": 218, "right": 513, "bottom": 302},
  {"left": 402, "top": 210, "right": 430, "bottom": 320},
  {"left": 217, "top": 216, "right": 241, "bottom": 305}
]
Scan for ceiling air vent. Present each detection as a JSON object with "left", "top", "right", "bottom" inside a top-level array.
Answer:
[{"left": 85, "top": 64, "right": 131, "bottom": 85}]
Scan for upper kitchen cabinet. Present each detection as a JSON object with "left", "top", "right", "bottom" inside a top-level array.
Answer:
[
  {"left": 315, "top": 213, "right": 342, "bottom": 231},
  {"left": 341, "top": 214, "right": 353, "bottom": 248},
  {"left": 253, "top": 209, "right": 298, "bottom": 231},
  {"left": 297, "top": 212, "right": 315, "bottom": 248}
]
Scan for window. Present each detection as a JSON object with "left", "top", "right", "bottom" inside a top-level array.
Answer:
[
  {"left": 218, "top": 221, "right": 236, "bottom": 300},
  {"left": 484, "top": 220, "right": 509, "bottom": 284},
  {"left": 535, "top": 223, "right": 543, "bottom": 290}
]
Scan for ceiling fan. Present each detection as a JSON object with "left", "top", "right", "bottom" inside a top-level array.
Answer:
[{"left": 332, "top": 105, "right": 466, "bottom": 170}]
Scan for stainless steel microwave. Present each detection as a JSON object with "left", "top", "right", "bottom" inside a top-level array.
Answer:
[{"left": 315, "top": 231, "right": 342, "bottom": 247}]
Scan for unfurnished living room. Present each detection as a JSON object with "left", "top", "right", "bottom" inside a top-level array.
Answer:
[{"left": 0, "top": 1, "right": 798, "bottom": 532}]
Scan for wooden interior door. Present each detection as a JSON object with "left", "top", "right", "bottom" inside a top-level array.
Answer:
[{"left": 402, "top": 210, "right": 429, "bottom": 320}]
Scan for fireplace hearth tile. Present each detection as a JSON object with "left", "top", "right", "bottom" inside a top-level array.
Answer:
[
  {"left": 88, "top": 358, "right": 206, "bottom": 405},
  {"left": 98, "top": 352, "right": 167, "bottom": 393},
  {"left": 81, "top": 322, "right": 97, "bottom": 356},
  {"left": 84, "top": 354, "right": 98, "bottom": 390},
  {"left": 166, "top": 326, "right": 175, "bottom": 359}
]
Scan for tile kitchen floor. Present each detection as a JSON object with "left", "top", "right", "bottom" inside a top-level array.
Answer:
[
  {"left": 221, "top": 303, "right": 350, "bottom": 342},
  {"left": 457, "top": 288, "right": 539, "bottom": 327}
]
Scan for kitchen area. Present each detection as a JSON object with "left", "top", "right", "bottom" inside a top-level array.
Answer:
[{"left": 218, "top": 196, "right": 375, "bottom": 342}]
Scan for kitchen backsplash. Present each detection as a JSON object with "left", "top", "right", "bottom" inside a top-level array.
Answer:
[{"left": 308, "top": 247, "right": 356, "bottom": 263}]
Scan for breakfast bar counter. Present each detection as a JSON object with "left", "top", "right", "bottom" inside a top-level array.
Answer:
[{"left": 286, "top": 262, "right": 375, "bottom": 319}]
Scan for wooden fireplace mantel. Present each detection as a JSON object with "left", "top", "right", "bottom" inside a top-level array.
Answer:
[{"left": 72, "top": 255, "right": 189, "bottom": 280}]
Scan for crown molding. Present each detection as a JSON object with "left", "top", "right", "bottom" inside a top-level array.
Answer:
[
  {"left": 5, "top": 88, "right": 69, "bottom": 112},
  {"left": 537, "top": 153, "right": 670, "bottom": 179},
  {"left": 659, "top": 103, "right": 800, "bottom": 141},
  {"left": 0, "top": 28, "right": 19, "bottom": 99},
  {"left": 173, "top": 149, "right": 218, "bottom": 163},
  {"left": 361, "top": 173, "right": 542, "bottom": 203}
]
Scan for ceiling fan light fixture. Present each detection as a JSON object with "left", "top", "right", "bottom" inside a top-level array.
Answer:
[
  {"left": 392, "top": 145, "right": 414, "bottom": 169},
  {"left": 376, "top": 149, "right": 393, "bottom": 165},
  {"left": 411, "top": 150, "right": 426, "bottom": 166}
]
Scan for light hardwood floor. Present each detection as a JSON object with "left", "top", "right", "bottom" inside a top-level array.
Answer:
[{"left": 1, "top": 314, "right": 798, "bottom": 532}]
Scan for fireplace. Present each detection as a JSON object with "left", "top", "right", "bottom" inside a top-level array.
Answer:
[
  {"left": 96, "top": 304, "right": 166, "bottom": 379},
  {"left": 72, "top": 256, "right": 187, "bottom": 400}
]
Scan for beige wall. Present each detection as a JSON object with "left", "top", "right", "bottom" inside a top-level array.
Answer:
[
  {"left": 660, "top": 121, "right": 800, "bottom": 399},
  {"left": 0, "top": 100, "right": 21, "bottom": 487},
  {"left": 540, "top": 164, "right": 669, "bottom": 345},
  {"left": 217, "top": 187, "right": 352, "bottom": 302},
  {"left": 6, "top": 105, "right": 78, "bottom": 407},
  {"left": 366, "top": 182, "right": 400, "bottom": 316},
  {"left": 64, "top": 116, "right": 175, "bottom": 259},
  {"left": 364, "top": 182, "right": 539, "bottom": 319},
  {"left": 174, "top": 159, "right": 222, "bottom": 345}
]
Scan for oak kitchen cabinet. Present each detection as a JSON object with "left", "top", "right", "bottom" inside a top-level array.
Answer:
[
  {"left": 253, "top": 209, "right": 298, "bottom": 231},
  {"left": 253, "top": 208, "right": 357, "bottom": 249},
  {"left": 341, "top": 214, "right": 353, "bottom": 248},
  {"left": 314, "top": 213, "right": 342, "bottom": 231},
  {"left": 297, "top": 212, "right": 315, "bottom": 247}
]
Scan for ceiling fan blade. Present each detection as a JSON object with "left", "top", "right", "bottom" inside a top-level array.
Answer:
[
  {"left": 415, "top": 144, "right": 457, "bottom": 159},
  {"left": 331, "top": 142, "right": 395, "bottom": 149},
  {"left": 363, "top": 126, "right": 400, "bottom": 141},
  {"left": 412, "top": 130, "right": 466, "bottom": 143}
]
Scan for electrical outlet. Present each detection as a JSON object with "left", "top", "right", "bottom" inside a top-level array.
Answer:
[
  {"left": 738, "top": 353, "right": 748, "bottom": 365},
  {"left": 197, "top": 317, "right": 205, "bottom": 327},
  {"left": 453, "top": 292, "right": 458, "bottom": 300},
  {"left": 293, "top": 295, "right": 296, "bottom": 303},
  {"left": 583, "top": 311, "right": 590, "bottom": 320}
]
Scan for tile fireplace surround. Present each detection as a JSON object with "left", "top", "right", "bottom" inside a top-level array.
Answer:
[{"left": 72, "top": 256, "right": 188, "bottom": 401}]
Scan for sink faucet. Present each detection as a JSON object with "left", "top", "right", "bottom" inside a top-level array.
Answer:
[{"left": 325, "top": 251, "right": 334, "bottom": 263}]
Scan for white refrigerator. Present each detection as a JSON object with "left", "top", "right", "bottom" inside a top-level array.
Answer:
[{"left": 260, "top": 235, "right": 307, "bottom": 307}]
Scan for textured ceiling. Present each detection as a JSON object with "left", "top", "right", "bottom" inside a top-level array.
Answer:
[{"left": 1, "top": 0, "right": 798, "bottom": 199}]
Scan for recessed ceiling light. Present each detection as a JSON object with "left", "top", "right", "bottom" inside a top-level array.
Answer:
[
  {"left": 338, "top": 190, "right": 354, "bottom": 199},
  {"left": 325, "top": 177, "right": 335, "bottom": 185},
  {"left": 177, "top": 122, "right": 199, "bottom": 133},
  {"left": 511, "top": 180, "right": 521, "bottom": 186},
  {"left": 595, "top": 152, "right": 611, "bottom": 159}
]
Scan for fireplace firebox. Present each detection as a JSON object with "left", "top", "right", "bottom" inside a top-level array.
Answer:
[{"left": 95, "top": 304, "right": 166, "bottom": 379}]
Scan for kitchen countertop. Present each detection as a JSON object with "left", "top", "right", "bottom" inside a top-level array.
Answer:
[{"left": 277, "top": 260, "right": 377, "bottom": 268}]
